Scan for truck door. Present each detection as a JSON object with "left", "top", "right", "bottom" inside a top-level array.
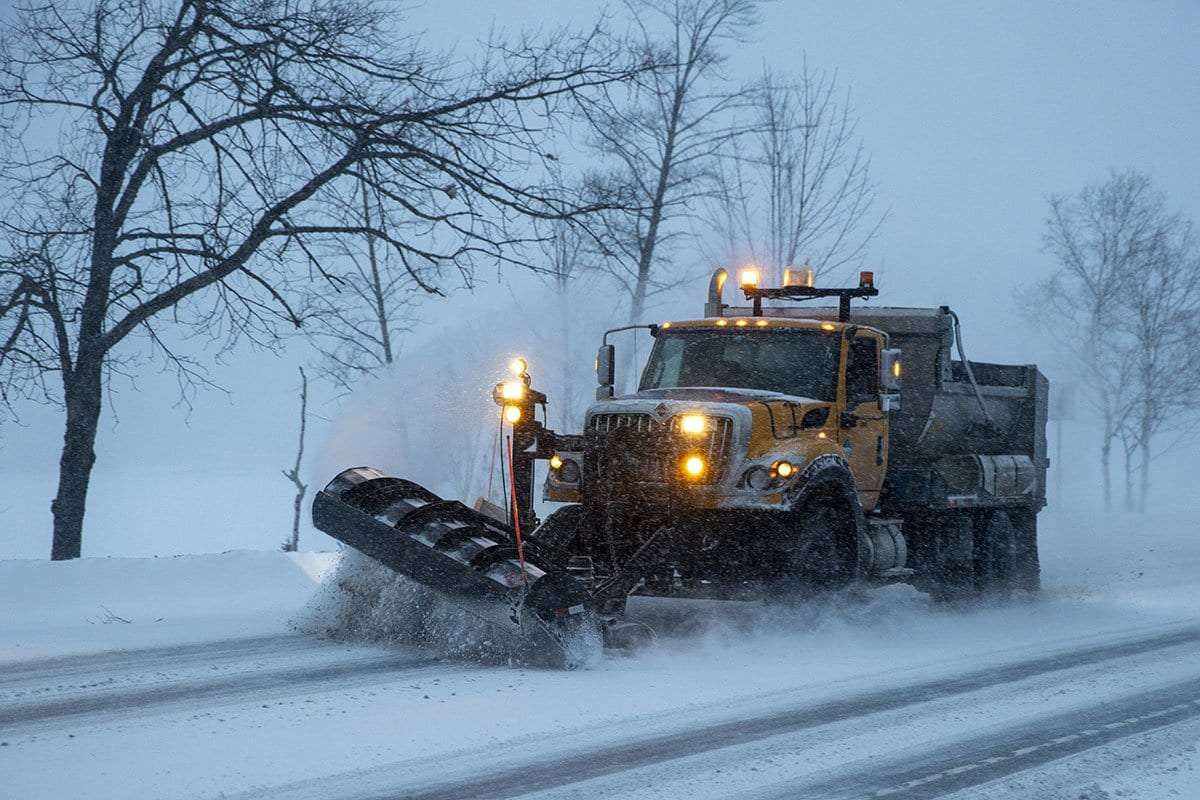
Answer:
[{"left": 841, "top": 333, "right": 888, "bottom": 511}]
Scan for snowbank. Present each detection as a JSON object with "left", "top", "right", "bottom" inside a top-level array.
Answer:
[{"left": 0, "top": 550, "right": 337, "bottom": 663}]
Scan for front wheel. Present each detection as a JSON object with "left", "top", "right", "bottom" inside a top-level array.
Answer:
[
  {"left": 529, "top": 504, "right": 584, "bottom": 562},
  {"left": 768, "top": 489, "right": 862, "bottom": 599}
]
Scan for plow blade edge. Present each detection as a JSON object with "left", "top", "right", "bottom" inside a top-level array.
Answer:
[{"left": 311, "top": 467, "right": 594, "bottom": 667}]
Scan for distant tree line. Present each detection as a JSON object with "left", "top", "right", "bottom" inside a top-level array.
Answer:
[{"left": 1023, "top": 169, "right": 1200, "bottom": 512}]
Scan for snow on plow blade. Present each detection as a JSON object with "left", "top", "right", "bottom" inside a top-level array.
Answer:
[{"left": 311, "top": 467, "right": 595, "bottom": 668}]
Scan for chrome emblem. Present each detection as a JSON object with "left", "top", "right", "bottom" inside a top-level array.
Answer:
[{"left": 652, "top": 402, "right": 671, "bottom": 422}]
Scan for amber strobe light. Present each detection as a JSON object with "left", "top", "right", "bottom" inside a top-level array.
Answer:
[
  {"left": 783, "top": 267, "right": 815, "bottom": 288},
  {"left": 680, "top": 414, "right": 707, "bottom": 434},
  {"left": 504, "top": 405, "right": 522, "bottom": 424},
  {"left": 683, "top": 455, "right": 705, "bottom": 477}
]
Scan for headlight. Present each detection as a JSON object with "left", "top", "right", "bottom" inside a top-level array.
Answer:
[
  {"left": 773, "top": 460, "right": 796, "bottom": 478},
  {"left": 500, "top": 381, "right": 525, "bottom": 401},
  {"left": 503, "top": 405, "right": 522, "bottom": 424},
  {"left": 682, "top": 455, "right": 706, "bottom": 478},
  {"left": 550, "top": 453, "right": 580, "bottom": 483},
  {"left": 679, "top": 414, "right": 707, "bottom": 434}
]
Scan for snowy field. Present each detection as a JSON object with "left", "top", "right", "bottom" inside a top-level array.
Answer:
[{"left": 2, "top": 508, "right": 1199, "bottom": 800}]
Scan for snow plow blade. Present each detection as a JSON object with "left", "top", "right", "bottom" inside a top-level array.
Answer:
[{"left": 311, "top": 467, "right": 596, "bottom": 668}]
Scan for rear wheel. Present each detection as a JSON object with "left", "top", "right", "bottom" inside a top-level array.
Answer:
[
  {"left": 973, "top": 509, "right": 1018, "bottom": 599},
  {"left": 929, "top": 509, "right": 1036, "bottom": 603},
  {"left": 1010, "top": 508, "right": 1041, "bottom": 593}
]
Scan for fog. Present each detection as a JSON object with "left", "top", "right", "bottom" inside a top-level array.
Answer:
[{"left": 3, "top": 0, "right": 1199, "bottom": 558}]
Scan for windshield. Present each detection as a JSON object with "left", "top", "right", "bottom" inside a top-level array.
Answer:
[{"left": 639, "top": 328, "right": 841, "bottom": 401}]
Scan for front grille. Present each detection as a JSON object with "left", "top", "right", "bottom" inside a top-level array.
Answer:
[{"left": 588, "top": 412, "right": 734, "bottom": 484}]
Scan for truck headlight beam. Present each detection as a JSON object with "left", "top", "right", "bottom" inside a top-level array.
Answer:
[{"left": 682, "top": 455, "right": 706, "bottom": 478}]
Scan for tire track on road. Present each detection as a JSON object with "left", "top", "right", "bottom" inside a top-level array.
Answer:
[
  {"left": 0, "top": 634, "right": 313, "bottom": 688},
  {"left": 0, "top": 649, "right": 443, "bottom": 729},
  {"left": 365, "top": 626, "right": 1200, "bottom": 800},
  {"left": 789, "top": 676, "right": 1200, "bottom": 799}
]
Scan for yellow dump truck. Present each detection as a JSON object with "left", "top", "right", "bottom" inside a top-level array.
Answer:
[{"left": 313, "top": 269, "right": 1048, "bottom": 664}]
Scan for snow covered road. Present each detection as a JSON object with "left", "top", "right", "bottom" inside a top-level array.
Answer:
[
  {"left": 2, "top": 509, "right": 1199, "bottom": 799},
  {"left": 0, "top": 634, "right": 438, "bottom": 730},
  {"left": 223, "top": 626, "right": 1200, "bottom": 800}
]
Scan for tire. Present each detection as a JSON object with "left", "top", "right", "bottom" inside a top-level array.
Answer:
[
  {"left": 528, "top": 504, "right": 584, "bottom": 563},
  {"left": 929, "top": 510, "right": 1033, "bottom": 603},
  {"left": 769, "top": 467, "right": 864, "bottom": 598},
  {"left": 928, "top": 512, "right": 975, "bottom": 604},
  {"left": 1009, "top": 508, "right": 1041, "bottom": 594},
  {"left": 972, "top": 509, "right": 1019, "bottom": 599}
]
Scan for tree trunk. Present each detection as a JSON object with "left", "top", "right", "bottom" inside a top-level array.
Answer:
[
  {"left": 1138, "top": 435, "right": 1151, "bottom": 514},
  {"left": 1122, "top": 444, "right": 1134, "bottom": 512},
  {"left": 1099, "top": 431, "right": 1112, "bottom": 513},
  {"left": 50, "top": 361, "right": 103, "bottom": 560}
]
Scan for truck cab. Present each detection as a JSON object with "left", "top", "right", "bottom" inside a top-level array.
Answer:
[{"left": 546, "top": 316, "right": 893, "bottom": 515}]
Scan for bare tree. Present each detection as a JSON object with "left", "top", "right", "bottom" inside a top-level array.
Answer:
[
  {"left": 536, "top": 220, "right": 599, "bottom": 429},
  {"left": 579, "top": 0, "right": 758, "bottom": 323},
  {"left": 0, "top": 0, "right": 652, "bottom": 558},
  {"left": 281, "top": 366, "right": 308, "bottom": 552},
  {"left": 1121, "top": 214, "right": 1200, "bottom": 509},
  {"left": 705, "top": 62, "right": 883, "bottom": 285},
  {"left": 301, "top": 178, "right": 421, "bottom": 392},
  {"left": 1023, "top": 169, "right": 1200, "bottom": 511}
]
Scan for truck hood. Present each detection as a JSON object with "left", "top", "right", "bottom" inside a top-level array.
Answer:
[
  {"left": 586, "top": 388, "right": 828, "bottom": 459},
  {"left": 630, "top": 387, "right": 822, "bottom": 406}
]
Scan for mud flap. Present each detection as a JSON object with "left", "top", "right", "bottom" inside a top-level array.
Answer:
[{"left": 312, "top": 467, "right": 598, "bottom": 668}]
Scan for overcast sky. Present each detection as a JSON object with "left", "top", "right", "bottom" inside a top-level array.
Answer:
[{"left": 3, "top": 1, "right": 1198, "bottom": 557}]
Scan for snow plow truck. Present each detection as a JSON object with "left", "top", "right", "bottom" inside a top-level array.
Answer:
[{"left": 313, "top": 268, "right": 1049, "bottom": 666}]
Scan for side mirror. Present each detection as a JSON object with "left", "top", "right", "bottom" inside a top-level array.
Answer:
[
  {"left": 880, "top": 348, "right": 902, "bottom": 392},
  {"left": 596, "top": 344, "right": 615, "bottom": 400},
  {"left": 880, "top": 347, "right": 902, "bottom": 411}
]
